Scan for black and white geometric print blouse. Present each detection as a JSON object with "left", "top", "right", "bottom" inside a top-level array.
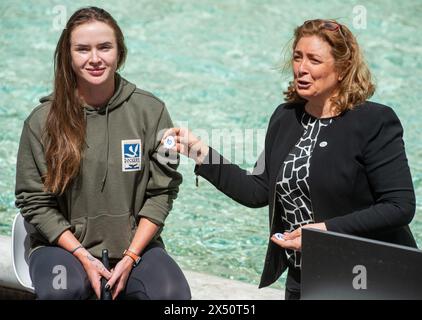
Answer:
[{"left": 275, "top": 110, "right": 334, "bottom": 268}]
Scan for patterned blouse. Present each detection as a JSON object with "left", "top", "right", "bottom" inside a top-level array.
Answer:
[{"left": 275, "top": 110, "right": 334, "bottom": 268}]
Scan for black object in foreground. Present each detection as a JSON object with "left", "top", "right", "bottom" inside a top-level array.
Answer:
[
  {"left": 100, "top": 249, "right": 112, "bottom": 300},
  {"left": 301, "top": 228, "right": 422, "bottom": 300}
]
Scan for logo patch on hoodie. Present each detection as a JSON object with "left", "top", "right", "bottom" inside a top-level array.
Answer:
[{"left": 122, "top": 139, "right": 142, "bottom": 172}]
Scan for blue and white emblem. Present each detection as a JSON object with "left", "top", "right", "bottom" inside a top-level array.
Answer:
[{"left": 121, "top": 139, "right": 142, "bottom": 172}]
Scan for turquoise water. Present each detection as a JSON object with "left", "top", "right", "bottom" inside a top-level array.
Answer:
[{"left": 1, "top": 0, "right": 421, "bottom": 290}]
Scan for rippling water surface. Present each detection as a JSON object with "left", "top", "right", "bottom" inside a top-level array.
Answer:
[{"left": 1, "top": 0, "right": 421, "bottom": 289}]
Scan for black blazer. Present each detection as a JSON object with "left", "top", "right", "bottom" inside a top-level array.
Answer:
[{"left": 195, "top": 101, "right": 417, "bottom": 288}]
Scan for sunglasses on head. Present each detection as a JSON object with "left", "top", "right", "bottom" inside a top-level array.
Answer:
[
  {"left": 303, "top": 19, "right": 350, "bottom": 54},
  {"left": 304, "top": 19, "right": 341, "bottom": 31}
]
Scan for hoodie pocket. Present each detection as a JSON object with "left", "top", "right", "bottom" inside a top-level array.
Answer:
[
  {"left": 71, "top": 217, "right": 88, "bottom": 242},
  {"left": 80, "top": 211, "right": 137, "bottom": 259}
]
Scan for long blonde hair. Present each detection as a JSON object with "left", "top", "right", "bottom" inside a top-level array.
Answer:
[
  {"left": 283, "top": 19, "right": 375, "bottom": 114},
  {"left": 43, "top": 7, "right": 127, "bottom": 195}
]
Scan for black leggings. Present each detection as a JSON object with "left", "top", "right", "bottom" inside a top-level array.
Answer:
[
  {"left": 29, "top": 246, "right": 191, "bottom": 300},
  {"left": 284, "top": 267, "right": 301, "bottom": 300}
]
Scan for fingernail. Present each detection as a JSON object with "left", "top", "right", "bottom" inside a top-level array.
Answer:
[
  {"left": 105, "top": 284, "right": 110, "bottom": 291},
  {"left": 274, "top": 233, "right": 285, "bottom": 241}
]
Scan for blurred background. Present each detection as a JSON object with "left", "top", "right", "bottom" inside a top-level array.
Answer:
[{"left": 1, "top": 0, "right": 421, "bottom": 290}]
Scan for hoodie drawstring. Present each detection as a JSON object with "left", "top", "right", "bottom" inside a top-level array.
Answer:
[{"left": 100, "top": 104, "right": 110, "bottom": 192}]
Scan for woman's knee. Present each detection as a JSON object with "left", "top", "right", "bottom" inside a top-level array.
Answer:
[
  {"left": 127, "top": 247, "right": 192, "bottom": 300},
  {"left": 165, "top": 284, "right": 192, "bottom": 300},
  {"left": 35, "top": 281, "right": 89, "bottom": 300},
  {"left": 125, "top": 273, "right": 191, "bottom": 300},
  {"left": 30, "top": 247, "right": 91, "bottom": 300},
  {"left": 156, "top": 280, "right": 191, "bottom": 300}
]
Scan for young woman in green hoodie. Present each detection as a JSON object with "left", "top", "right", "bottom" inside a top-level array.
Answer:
[{"left": 15, "top": 6, "right": 190, "bottom": 300}]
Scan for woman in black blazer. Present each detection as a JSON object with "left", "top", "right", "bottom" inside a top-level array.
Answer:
[{"left": 163, "top": 19, "right": 417, "bottom": 299}]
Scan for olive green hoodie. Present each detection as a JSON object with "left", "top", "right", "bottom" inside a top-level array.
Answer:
[{"left": 15, "top": 74, "right": 182, "bottom": 260}]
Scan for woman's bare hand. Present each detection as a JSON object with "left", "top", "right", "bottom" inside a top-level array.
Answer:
[{"left": 162, "top": 127, "right": 209, "bottom": 165}]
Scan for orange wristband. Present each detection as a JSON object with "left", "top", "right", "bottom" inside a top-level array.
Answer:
[{"left": 123, "top": 249, "right": 141, "bottom": 266}]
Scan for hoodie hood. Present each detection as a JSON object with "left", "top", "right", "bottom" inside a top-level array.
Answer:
[
  {"left": 40, "top": 73, "right": 137, "bottom": 192},
  {"left": 39, "top": 73, "right": 136, "bottom": 111}
]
